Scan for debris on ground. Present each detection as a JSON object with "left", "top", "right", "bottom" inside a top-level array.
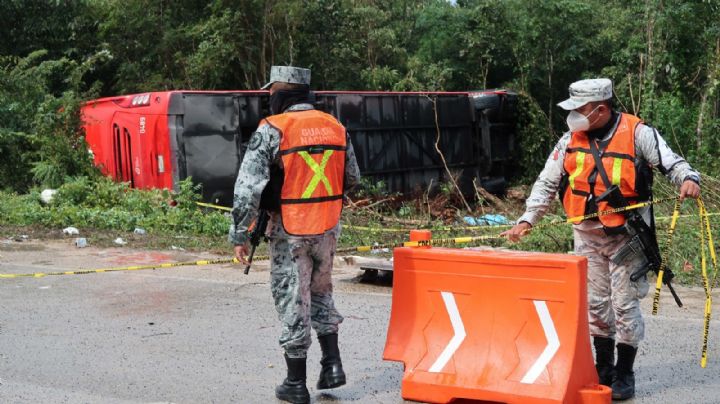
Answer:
[
  {"left": 75, "top": 238, "right": 88, "bottom": 248},
  {"left": 114, "top": 237, "right": 127, "bottom": 245},
  {"left": 134, "top": 228, "right": 146, "bottom": 235},
  {"left": 63, "top": 227, "right": 80, "bottom": 235},
  {"left": 462, "top": 214, "right": 510, "bottom": 226}
]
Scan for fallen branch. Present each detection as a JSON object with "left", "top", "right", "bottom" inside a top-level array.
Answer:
[
  {"left": 473, "top": 178, "right": 486, "bottom": 216},
  {"left": 428, "top": 96, "right": 473, "bottom": 214},
  {"left": 350, "top": 198, "right": 371, "bottom": 207},
  {"left": 358, "top": 197, "right": 394, "bottom": 211}
]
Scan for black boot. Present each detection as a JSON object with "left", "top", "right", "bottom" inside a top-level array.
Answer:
[
  {"left": 317, "top": 333, "right": 346, "bottom": 390},
  {"left": 275, "top": 354, "right": 310, "bottom": 404},
  {"left": 612, "top": 343, "right": 638, "bottom": 401},
  {"left": 593, "top": 336, "right": 615, "bottom": 386}
]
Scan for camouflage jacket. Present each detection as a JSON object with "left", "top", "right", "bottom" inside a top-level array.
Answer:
[{"left": 229, "top": 103, "right": 361, "bottom": 245}]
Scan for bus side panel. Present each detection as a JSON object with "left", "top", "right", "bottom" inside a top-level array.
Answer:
[{"left": 316, "top": 93, "right": 479, "bottom": 195}]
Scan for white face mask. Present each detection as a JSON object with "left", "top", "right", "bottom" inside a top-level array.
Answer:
[{"left": 566, "top": 106, "right": 601, "bottom": 132}]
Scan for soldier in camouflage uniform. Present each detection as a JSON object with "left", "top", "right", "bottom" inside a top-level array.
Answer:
[
  {"left": 229, "top": 66, "right": 361, "bottom": 404},
  {"left": 502, "top": 78, "right": 700, "bottom": 400}
]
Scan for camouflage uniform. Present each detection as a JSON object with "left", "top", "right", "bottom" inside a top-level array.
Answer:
[
  {"left": 518, "top": 118, "right": 699, "bottom": 347},
  {"left": 229, "top": 103, "right": 361, "bottom": 358}
]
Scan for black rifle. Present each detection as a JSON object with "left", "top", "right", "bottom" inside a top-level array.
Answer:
[
  {"left": 598, "top": 185, "right": 683, "bottom": 307},
  {"left": 587, "top": 139, "right": 682, "bottom": 307},
  {"left": 244, "top": 210, "right": 270, "bottom": 275}
]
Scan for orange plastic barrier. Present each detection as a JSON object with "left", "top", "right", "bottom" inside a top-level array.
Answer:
[{"left": 383, "top": 231, "right": 611, "bottom": 404}]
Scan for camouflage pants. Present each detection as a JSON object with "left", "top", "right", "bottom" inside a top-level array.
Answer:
[
  {"left": 269, "top": 231, "right": 344, "bottom": 359},
  {"left": 574, "top": 225, "right": 649, "bottom": 347}
]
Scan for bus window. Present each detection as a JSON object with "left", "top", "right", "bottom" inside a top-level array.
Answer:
[
  {"left": 123, "top": 128, "right": 135, "bottom": 187},
  {"left": 113, "top": 124, "right": 122, "bottom": 181}
]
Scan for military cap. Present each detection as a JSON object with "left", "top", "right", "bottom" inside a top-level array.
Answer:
[
  {"left": 260, "top": 66, "right": 311, "bottom": 90},
  {"left": 557, "top": 78, "right": 613, "bottom": 110}
]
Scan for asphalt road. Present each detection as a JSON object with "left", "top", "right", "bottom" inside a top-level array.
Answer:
[{"left": 1, "top": 239, "right": 719, "bottom": 404}]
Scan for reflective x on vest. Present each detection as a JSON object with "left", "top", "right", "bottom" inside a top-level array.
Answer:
[{"left": 297, "top": 150, "right": 335, "bottom": 198}]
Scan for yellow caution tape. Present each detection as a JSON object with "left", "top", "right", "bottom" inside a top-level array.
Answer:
[
  {"left": 344, "top": 225, "right": 414, "bottom": 233},
  {"left": 652, "top": 196, "right": 719, "bottom": 368},
  {"left": 702, "top": 297, "right": 712, "bottom": 368},
  {"left": 338, "top": 234, "right": 503, "bottom": 254},
  {"left": 652, "top": 198, "right": 681, "bottom": 315},
  {"left": 0, "top": 257, "right": 276, "bottom": 279},
  {"left": 344, "top": 223, "right": 514, "bottom": 233},
  {"left": 196, "top": 202, "right": 232, "bottom": 212},
  {"left": 697, "top": 198, "right": 717, "bottom": 368}
]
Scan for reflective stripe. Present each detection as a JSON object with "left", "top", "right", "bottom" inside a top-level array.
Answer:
[
  {"left": 280, "top": 144, "right": 346, "bottom": 155},
  {"left": 298, "top": 150, "right": 334, "bottom": 198},
  {"left": 569, "top": 151, "right": 586, "bottom": 190},
  {"left": 281, "top": 194, "right": 343, "bottom": 204},
  {"left": 612, "top": 157, "right": 623, "bottom": 186}
]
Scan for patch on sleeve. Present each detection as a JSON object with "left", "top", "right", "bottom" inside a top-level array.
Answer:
[{"left": 247, "top": 133, "right": 262, "bottom": 151}]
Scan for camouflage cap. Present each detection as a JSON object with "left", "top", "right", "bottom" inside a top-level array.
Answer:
[
  {"left": 557, "top": 78, "right": 613, "bottom": 110},
  {"left": 260, "top": 66, "right": 311, "bottom": 90}
]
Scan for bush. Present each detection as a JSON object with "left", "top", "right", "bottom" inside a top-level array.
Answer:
[
  {"left": 0, "top": 177, "right": 229, "bottom": 237},
  {"left": 512, "top": 91, "right": 557, "bottom": 184},
  {"left": 0, "top": 50, "right": 105, "bottom": 192}
]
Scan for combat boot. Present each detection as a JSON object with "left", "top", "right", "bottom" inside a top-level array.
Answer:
[
  {"left": 593, "top": 336, "right": 615, "bottom": 386},
  {"left": 317, "top": 333, "right": 346, "bottom": 389},
  {"left": 275, "top": 354, "right": 310, "bottom": 404},
  {"left": 612, "top": 343, "right": 638, "bottom": 401}
]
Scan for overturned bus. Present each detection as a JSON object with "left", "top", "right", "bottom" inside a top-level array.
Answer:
[{"left": 81, "top": 90, "right": 518, "bottom": 206}]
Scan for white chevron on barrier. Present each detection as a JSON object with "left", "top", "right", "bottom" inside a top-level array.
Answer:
[
  {"left": 521, "top": 300, "right": 561, "bottom": 384},
  {"left": 426, "top": 295, "right": 560, "bottom": 381},
  {"left": 429, "top": 291, "right": 466, "bottom": 373}
]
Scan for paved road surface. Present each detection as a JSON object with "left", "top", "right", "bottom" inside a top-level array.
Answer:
[{"left": 1, "top": 240, "right": 719, "bottom": 403}]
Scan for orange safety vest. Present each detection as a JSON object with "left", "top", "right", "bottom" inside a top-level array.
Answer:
[
  {"left": 562, "top": 113, "right": 643, "bottom": 229},
  {"left": 264, "top": 109, "right": 347, "bottom": 236}
]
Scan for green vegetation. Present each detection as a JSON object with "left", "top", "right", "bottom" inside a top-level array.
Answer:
[{"left": 0, "top": 177, "right": 229, "bottom": 250}]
